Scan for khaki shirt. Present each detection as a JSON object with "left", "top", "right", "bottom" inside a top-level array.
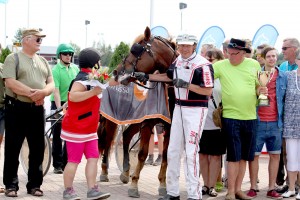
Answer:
[
  {"left": 0, "top": 63, "right": 5, "bottom": 108},
  {"left": 2, "top": 51, "right": 52, "bottom": 103}
]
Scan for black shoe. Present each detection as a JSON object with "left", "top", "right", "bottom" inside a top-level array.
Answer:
[
  {"left": 158, "top": 194, "right": 180, "bottom": 200},
  {"left": 276, "top": 185, "right": 289, "bottom": 194},
  {"left": 53, "top": 167, "right": 63, "bottom": 174}
]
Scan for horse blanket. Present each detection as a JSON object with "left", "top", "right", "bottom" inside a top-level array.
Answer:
[{"left": 100, "top": 82, "right": 171, "bottom": 125}]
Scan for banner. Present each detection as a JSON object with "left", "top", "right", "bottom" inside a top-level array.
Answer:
[
  {"left": 151, "top": 26, "right": 170, "bottom": 39},
  {"left": 252, "top": 24, "right": 279, "bottom": 49},
  {"left": 196, "top": 26, "right": 225, "bottom": 53},
  {"left": 0, "top": 0, "right": 8, "bottom": 4}
]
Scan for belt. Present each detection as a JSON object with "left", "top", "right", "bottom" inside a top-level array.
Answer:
[
  {"left": 175, "top": 99, "right": 208, "bottom": 107},
  {"left": 6, "top": 95, "right": 39, "bottom": 108}
]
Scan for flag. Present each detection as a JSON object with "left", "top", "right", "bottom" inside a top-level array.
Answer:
[
  {"left": 151, "top": 26, "right": 169, "bottom": 39},
  {"left": 196, "top": 26, "right": 226, "bottom": 53},
  {"left": 252, "top": 24, "right": 279, "bottom": 49},
  {"left": 0, "top": 0, "right": 8, "bottom": 4}
]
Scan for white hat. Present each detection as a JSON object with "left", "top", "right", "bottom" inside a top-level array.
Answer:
[{"left": 176, "top": 33, "right": 198, "bottom": 45}]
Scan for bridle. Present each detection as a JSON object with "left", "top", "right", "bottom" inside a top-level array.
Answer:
[{"left": 117, "top": 36, "right": 177, "bottom": 89}]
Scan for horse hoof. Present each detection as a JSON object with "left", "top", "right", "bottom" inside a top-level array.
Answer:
[
  {"left": 128, "top": 188, "right": 140, "bottom": 198},
  {"left": 158, "top": 187, "right": 167, "bottom": 196},
  {"left": 99, "top": 174, "right": 109, "bottom": 182},
  {"left": 120, "top": 173, "right": 129, "bottom": 184}
]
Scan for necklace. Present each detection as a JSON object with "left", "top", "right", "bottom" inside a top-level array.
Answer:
[{"left": 295, "top": 70, "right": 300, "bottom": 91}]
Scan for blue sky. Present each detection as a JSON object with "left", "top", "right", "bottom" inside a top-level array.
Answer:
[{"left": 0, "top": 0, "right": 299, "bottom": 50}]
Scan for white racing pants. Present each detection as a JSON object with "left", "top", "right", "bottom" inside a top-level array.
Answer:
[{"left": 166, "top": 105, "right": 208, "bottom": 199}]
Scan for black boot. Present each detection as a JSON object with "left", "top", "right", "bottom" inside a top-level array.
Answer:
[{"left": 158, "top": 194, "right": 180, "bottom": 200}]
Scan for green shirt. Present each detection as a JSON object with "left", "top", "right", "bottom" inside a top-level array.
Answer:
[
  {"left": 50, "top": 62, "right": 79, "bottom": 102},
  {"left": 213, "top": 58, "right": 261, "bottom": 120}
]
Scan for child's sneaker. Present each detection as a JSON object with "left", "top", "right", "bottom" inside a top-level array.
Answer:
[
  {"left": 63, "top": 187, "right": 80, "bottom": 200},
  {"left": 87, "top": 185, "right": 110, "bottom": 200}
]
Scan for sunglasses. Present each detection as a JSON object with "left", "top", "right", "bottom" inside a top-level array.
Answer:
[
  {"left": 208, "top": 58, "right": 215, "bottom": 62},
  {"left": 61, "top": 52, "right": 73, "bottom": 56},
  {"left": 228, "top": 43, "right": 243, "bottom": 48},
  {"left": 282, "top": 46, "right": 293, "bottom": 51},
  {"left": 36, "top": 38, "right": 43, "bottom": 43}
]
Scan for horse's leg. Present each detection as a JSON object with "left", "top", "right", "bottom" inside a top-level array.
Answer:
[
  {"left": 157, "top": 122, "right": 170, "bottom": 196},
  {"left": 119, "top": 123, "right": 141, "bottom": 184},
  {"left": 128, "top": 120, "right": 155, "bottom": 198},
  {"left": 98, "top": 117, "right": 118, "bottom": 182}
]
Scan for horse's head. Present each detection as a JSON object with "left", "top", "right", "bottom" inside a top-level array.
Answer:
[{"left": 113, "top": 26, "right": 177, "bottom": 85}]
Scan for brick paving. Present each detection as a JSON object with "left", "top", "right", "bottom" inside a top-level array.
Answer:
[{"left": 0, "top": 141, "right": 296, "bottom": 200}]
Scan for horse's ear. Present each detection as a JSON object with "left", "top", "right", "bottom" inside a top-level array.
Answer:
[{"left": 144, "top": 26, "right": 151, "bottom": 41}]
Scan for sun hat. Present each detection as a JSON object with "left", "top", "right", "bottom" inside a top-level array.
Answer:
[
  {"left": 22, "top": 28, "right": 46, "bottom": 38},
  {"left": 227, "top": 38, "right": 251, "bottom": 53}
]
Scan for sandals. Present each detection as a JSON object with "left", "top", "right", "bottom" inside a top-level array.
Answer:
[
  {"left": 27, "top": 188, "right": 43, "bottom": 197},
  {"left": 202, "top": 185, "right": 209, "bottom": 195},
  {"left": 209, "top": 187, "right": 218, "bottom": 197},
  {"left": 5, "top": 188, "right": 17, "bottom": 197}
]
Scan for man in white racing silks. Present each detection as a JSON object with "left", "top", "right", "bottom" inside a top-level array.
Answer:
[{"left": 135, "top": 32, "right": 214, "bottom": 200}]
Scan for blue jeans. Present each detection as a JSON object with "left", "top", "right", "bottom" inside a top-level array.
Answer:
[
  {"left": 255, "top": 121, "right": 282, "bottom": 155},
  {"left": 223, "top": 118, "right": 257, "bottom": 162}
]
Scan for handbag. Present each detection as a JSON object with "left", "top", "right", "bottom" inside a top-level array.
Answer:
[{"left": 212, "top": 96, "right": 223, "bottom": 128}]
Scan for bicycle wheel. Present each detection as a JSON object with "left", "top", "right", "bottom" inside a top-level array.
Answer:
[
  {"left": 19, "top": 135, "right": 52, "bottom": 177},
  {"left": 115, "top": 125, "right": 140, "bottom": 173}
]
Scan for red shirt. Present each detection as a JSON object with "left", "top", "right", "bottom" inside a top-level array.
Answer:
[{"left": 258, "top": 69, "right": 278, "bottom": 121}]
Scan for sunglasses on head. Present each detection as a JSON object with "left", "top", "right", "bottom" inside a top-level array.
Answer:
[
  {"left": 61, "top": 52, "right": 73, "bottom": 56},
  {"left": 282, "top": 46, "right": 293, "bottom": 51}
]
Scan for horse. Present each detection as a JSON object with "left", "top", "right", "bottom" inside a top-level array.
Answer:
[{"left": 101, "top": 26, "right": 177, "bottom": 198}]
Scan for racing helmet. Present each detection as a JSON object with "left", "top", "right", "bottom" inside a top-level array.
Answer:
[
  {"left": 176, "top": 33, "right": 198, "bottom": 45},
  {"left": 78, "top": 47, "right": 101, "bottom": 68},
  {"left": 56, "top": 43, "right": 75, "bottom": 59}
]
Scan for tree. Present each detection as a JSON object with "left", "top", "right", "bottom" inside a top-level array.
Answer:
[
  {"left": 109, "top": 42, "right": 130, "bottom": 72},
  {"left": 0, "top": 47, "right": 11, "bottom": 63},
  {"left": 13, "top": 28, "right": 25, "bottom": 46},
  {"left": 69, "top": 41, "right": 81, "bottom": 56}
]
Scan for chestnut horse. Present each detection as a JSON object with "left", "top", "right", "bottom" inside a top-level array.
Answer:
[{"left": 98, "top": 26, "right": 177, "bottom": 198}]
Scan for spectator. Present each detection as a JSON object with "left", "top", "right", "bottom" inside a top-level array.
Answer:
[
  {"left": 200, "top": 43, "right": 215, "bottom": 57},
  {"left": 255, "top": 44, "right": 270, "bottom": 67},
  {"left": 144, "top": 124, "right": 164, "bottom": 166},
  {"left": 0, "top": 61, "right": 5, "bottom": 194},
  {"left": 280, "top": 54, "right": 300, "bottom": 199},
  {"left": 247, "top": 46, "right": 286, "bottom": 199},
  {"left": 276, "top": 38, "right": 300, "bottom": 195},
  {"left": 135, "top": 32, "right": 214, "bottom": 200},
  {"left": 3, "top": 28, "right": 54, "bottom": 197},
  {"left": 213, "top": 38, "right": 261, "bottom": 200},
  {"left": 50, "top": 43, "right": 79, "bottom": 174},
  {"left": 200, "top": 48, "right": 225, "bottom": 197},
  {"left": 61, "top": 48, "right": 110, "bottom": 200}
]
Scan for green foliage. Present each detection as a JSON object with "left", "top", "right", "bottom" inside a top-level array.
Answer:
[
  {"left": 277, "top": 52, "right": 284, "bottom": 66},
  {"left": 95, "top": 42, "right": 113, "bottom": 67},
  {"left": 0, "top": 47, "right": 11, "bottom": 63},
  {"left": 13, "top": 28, "right": 25, "bottom": 44},
  {"left": 109, "top": 42, "right": 130, "bottom": 72},
  {"left": 69, "top": 42, "right": 81, "bottom": 56}
]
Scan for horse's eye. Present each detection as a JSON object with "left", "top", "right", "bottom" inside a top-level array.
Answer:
[{"left": 113, "top": 70, "right": 118, "bottom": 77}]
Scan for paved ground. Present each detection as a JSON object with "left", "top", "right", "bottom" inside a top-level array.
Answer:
[{"left": 0, "top": 142, "right": 295, "bottom": 200}]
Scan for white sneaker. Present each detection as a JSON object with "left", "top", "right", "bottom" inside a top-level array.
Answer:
[
  {"left": 296, "top": 192, "right": 300, "bottom": 200},
  {"left": 282, "top": 190, "right": 295, "bottom": 198}
]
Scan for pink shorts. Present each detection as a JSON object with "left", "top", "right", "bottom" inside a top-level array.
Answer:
[{"left": 66, "top": 139, "right": 99, "bottom": 164}]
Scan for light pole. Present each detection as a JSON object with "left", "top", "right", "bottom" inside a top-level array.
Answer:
[
  {"left": 85, "top": 20, "right": 90, "bottom": 47},
  {"left": 179, "top": 2, "right": 187, "bottom": 31}
]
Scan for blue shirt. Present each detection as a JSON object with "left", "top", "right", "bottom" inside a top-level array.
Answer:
[{"left": 279, "top": 61, "right": 298, "bottom": 71}]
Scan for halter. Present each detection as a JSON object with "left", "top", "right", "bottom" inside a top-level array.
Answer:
[{"left": 117, "top": 36, "right": 177, "bottom": 89}]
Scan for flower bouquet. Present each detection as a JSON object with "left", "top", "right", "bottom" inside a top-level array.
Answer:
[{"left": 87, "top": 66, "right": 111, "bottom": 89}]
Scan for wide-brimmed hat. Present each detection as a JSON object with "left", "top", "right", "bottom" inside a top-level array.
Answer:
[
  {"left": 227, "top": 38, "right": 251, "bottom": 53},
  {"left": 22, "top": 28, "right": 46, "bottom": 38}
]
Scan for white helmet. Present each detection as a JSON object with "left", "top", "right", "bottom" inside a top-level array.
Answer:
[{"left": 176, "top": 33, "right": 198, "bottom": 45}]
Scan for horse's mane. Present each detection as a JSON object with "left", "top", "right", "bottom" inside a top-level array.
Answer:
[{"left": 132, "top": 34, "right": 176, "bottom": 51}]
